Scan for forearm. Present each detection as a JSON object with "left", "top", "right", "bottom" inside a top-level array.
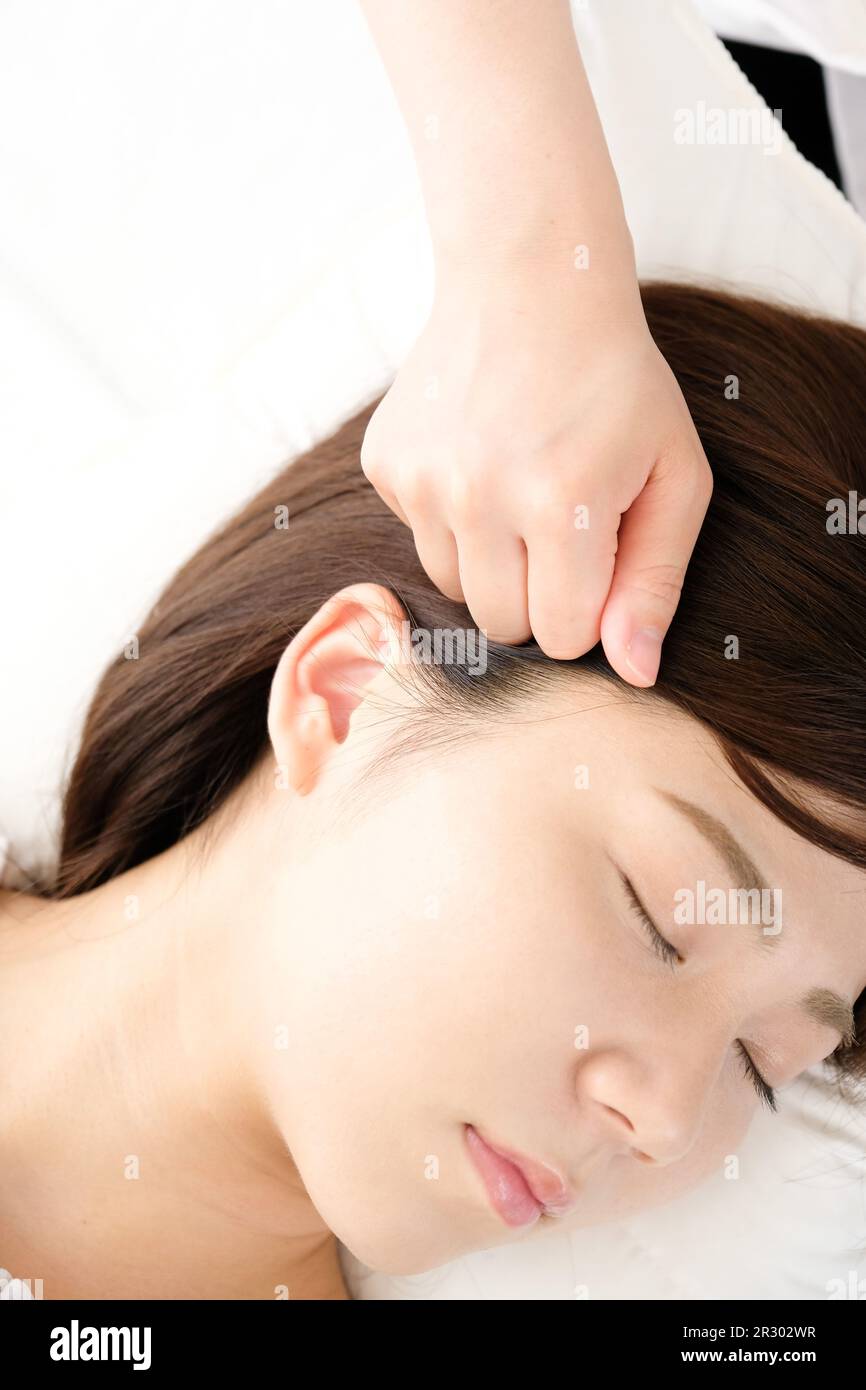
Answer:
[{"left": 359, "top": 0, "right": 637, "bottom": 299}]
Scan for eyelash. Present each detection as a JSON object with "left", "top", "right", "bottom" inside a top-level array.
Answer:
[{"left": 620, "top": 874, "right": 778, "bottom": 1114}]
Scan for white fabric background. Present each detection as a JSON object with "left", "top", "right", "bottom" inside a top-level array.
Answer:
[
  {"left": 1, "top": 0, "right": 865, "bottom": 1299},
  {"left": 694, "top": 0, "right": 866, "bottom": 69},
  {"left": 694, "top": 0, "right": 866, "bottom": 219}
]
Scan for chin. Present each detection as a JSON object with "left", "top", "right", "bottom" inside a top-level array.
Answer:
[
  {"left": 329, "top": 1201, "right": 483, "bottom": 1277},
  {"left": 338, "top": 1227, "right": 459, "bottom": 1278}
]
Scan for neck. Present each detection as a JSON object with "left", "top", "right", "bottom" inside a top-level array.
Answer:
[{"left": 0, "top": 795, "right": 338, "bottom": 1298}]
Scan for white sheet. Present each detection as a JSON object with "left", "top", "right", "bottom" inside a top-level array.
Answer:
[{"left": 1, "top": 0, "right": 864, "bottom": 1299}]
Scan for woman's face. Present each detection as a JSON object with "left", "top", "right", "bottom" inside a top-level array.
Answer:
[{"left": 247, "top": 586, "right": 866, "bottom": 1276}]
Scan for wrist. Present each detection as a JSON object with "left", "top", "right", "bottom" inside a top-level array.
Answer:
[{"left": 431, "top": 197, "right": 643, "bottom": 327}]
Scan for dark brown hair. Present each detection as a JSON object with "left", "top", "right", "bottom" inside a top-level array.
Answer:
[{"left": 52, "top": 282, "right": 866, "bottom": 1081}]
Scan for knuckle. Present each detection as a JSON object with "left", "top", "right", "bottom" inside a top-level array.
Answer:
[
  {"left": 396, "top": 467, "right": 431, "bottom": 512},
  {"left": 672, "top": 448, "right": 713, "bottom": 504},
  {"left": 360, "top": 442, "right": 385, "bottom": 484},
  {"left": 626, "top": 563, "right": 685, "bottom": 607},
  {"left": 524, "top": 476, "right": 573, "bottom": 528},
  {"left": 447, "top": 466, "right": 490, "bottom": 525},
  {"left": 681, "top": 447, "right": 713, "bottom": 492},
  {"left": 697, "top": 460, "right": 715, "bottom": 501}
]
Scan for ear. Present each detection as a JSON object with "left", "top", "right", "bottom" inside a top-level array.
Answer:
[{"left": 267, "top": 583, "right": 409, "bottom": 795}]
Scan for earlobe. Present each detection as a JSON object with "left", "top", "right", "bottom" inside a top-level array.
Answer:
[{"left": 267, "top": 584, "right": 408, "bottom": 795}]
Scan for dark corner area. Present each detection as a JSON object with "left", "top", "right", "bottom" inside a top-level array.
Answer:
[{"left": 722, "top": 37, "right": 844, "bottom": 189}]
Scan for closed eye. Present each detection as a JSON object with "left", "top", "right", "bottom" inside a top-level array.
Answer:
[
  {"left": 618, "top": 871, "right": 777, "bottom": 1114},
  {"left": 620, "top": 871, "right": 681, "bottom": 970},
  {"left": 734, "top": 1039, "right": 777, "bottom": 1114}
]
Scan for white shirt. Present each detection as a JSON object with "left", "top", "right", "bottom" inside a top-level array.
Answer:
[{"left": 696, "top": 0, "right": 866, "bottom": 218}]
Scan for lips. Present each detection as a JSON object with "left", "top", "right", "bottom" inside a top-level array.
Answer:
[{"left": 465, "top": 1124, "right": 577, "bottom": 1227}]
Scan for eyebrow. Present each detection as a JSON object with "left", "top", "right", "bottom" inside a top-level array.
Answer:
[{"left": 654, "top": 788, "right": 857, "bottom": 1049}]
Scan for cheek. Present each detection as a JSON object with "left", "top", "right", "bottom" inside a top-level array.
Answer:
[
  {"left": 675, "top": 1087, "right": 757, "bottom": 1188},
  {"left": 631, "top": 1080, "right": 758, "bottom": 1213},
  {"left": 554, "top": 1093, "right": 760, "bottom": 1232},
  {"left": 260, "top": 887, "right": 594, "bottom": 1272}
]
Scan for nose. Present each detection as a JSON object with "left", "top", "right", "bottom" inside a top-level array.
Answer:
[
  {"left": 592, "top": 1104, "right": 657, "bottom": 1162},
  {"left": 595, "top": 1102, "right": 673, "bottom": 1164},
  {"left": 581, "top": 1053, "right": 709, "bottom": 1167}
]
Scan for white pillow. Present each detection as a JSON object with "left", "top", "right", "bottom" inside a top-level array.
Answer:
[{"left": 0, "top": 0, "right": 864, "bottom": 1299}]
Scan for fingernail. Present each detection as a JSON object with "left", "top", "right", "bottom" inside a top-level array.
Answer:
[{"left": 625, "top": 627, "right": 663, "bottom": 685}]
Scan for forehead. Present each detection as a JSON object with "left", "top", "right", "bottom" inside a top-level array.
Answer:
[{"left": 467, "top": 676, "right": 866, "bottom": 932}]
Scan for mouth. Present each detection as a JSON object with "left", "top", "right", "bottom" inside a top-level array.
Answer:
[{"left": 464, "top": 1123, "right": 578, "bottom": 1228}]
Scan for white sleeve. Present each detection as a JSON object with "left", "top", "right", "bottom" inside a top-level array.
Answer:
[
  {"left": 826, "top": 68, "right": 866, "bottom": 217},
  {"left": 693, "top": 0, "right": 866, "bottom": 73}
]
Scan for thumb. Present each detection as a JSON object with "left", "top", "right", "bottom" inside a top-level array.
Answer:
[{"left": 600, "top": 444, "right": 713, "bottom": 687}]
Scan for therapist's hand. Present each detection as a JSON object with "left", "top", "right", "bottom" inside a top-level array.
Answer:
[{"left": 360, "top": 264, "right": 713, "bottom": 687}]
